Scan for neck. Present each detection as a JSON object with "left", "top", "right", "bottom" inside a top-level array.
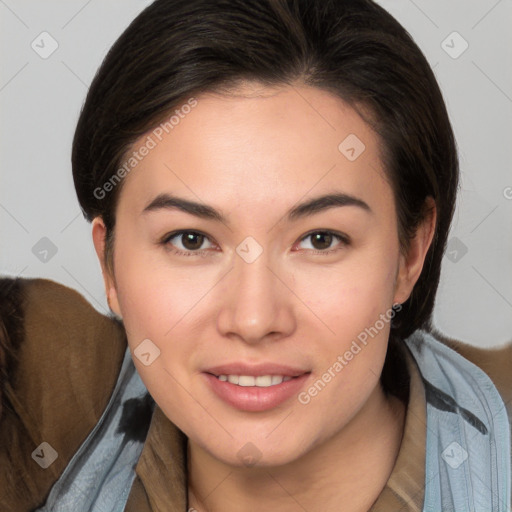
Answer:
[{"left": 187, "top": 383, "right": 406, "bottom": 512}]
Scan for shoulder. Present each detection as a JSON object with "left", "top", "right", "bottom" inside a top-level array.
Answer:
[
  {"left": 0, "top": 277, "right": 127, "bottom": 422},
  {"left": 431, "top": 328, "right": 512, "bottom": 422},
  {"left": 0, "top": 277, "right": 127, "bottom": 510}
]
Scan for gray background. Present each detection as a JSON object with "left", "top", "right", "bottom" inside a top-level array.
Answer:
[{"left": 1, "top": 0, "right": 511, "bottom": 347}]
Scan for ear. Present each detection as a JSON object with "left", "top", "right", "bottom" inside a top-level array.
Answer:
[
  {"left": 92, "top": 217, "right": 122, "bottom": 318},
  {"left": 393, "top": 198, "right": 437, "bottom": 305}
]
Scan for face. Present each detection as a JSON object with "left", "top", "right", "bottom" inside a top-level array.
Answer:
[{"left": 93, "top": 82, "right": 432, "bottom": 467}]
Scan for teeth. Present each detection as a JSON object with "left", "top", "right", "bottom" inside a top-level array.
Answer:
[
  {"left": 217, "top": 374, "right": 294, "bottom": 387},
  {"left": 256, "top": 375, "right": 272, "bottom": 387},
  {"left": 239, "top": 376, "right": 255, "bottom": 386},
  {"left": 227, "top": 375, "right": 239, "bottom": 385}
]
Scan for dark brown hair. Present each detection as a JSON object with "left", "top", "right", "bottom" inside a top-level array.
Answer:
[{"left": 72, "top": 0, "right": 459, "bottom": 396}]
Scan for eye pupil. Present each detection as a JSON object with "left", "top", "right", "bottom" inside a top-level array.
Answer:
[
  {"left": 183, "top": 232, "right": 204, "bottom": 250},
  {"left": 311, "top": 232, "right": 332, "bottom": 250}
]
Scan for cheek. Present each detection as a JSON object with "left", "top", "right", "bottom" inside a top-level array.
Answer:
[
  {"left": 111, "top": 246, "right": 207, "bottom": 425},
  {"left": 290, "top": 252, "right": 398, "bottom": 335},
  {"left": 287, "top": 247, "right": 399, "bottom": 404},
  {"left": 112, "top": 237, "right": 211, "bottom": 340},
  {"left": 292, "top": 265, "right": 396, "bottom": 433}
]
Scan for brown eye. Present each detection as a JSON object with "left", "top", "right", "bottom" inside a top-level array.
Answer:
[
  {"left": 163, "top": 230, "right": 214, "bottom": 253},
  {"left": 181, "top": 232, "right": 205, "bottom": 250},
  {"left": 296, "top": 230, "right": 349, "bottom": 253},
  {"left": 310, "top": 232, "right": 333, "bottom": 250}
]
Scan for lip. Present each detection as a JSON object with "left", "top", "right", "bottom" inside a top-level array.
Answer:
[
  {"left": 204, "top": 363, "right": 308, "bottom": 378},
  {"left": 203, "top": 363, "right": 311, "bottom": 412}
]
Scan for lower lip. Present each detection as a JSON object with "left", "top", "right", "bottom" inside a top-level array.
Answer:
[{"left": 204, "top": 373, "right": 310, "bottom": 412}]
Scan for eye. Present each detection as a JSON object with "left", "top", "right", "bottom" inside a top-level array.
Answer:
[
  {"left": 162, "top": 230, "right": 215, "bottom": 253},
  {"left": 295, "top": 230, "right": 349, "bottom": 253}
]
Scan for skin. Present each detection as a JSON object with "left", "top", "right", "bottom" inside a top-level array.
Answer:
[{"left": 92, "top": 81, "right": 435, "bottom": 511}]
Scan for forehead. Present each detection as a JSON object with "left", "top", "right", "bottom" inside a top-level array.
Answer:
[{"left": 116, "top": 82, "right": 393, "bottom": 219}]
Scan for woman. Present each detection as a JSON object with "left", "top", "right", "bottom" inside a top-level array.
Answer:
[{"left": 1, "top": 0, "right": 510, "bottom": 511}]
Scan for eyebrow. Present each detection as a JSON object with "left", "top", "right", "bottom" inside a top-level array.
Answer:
[{"left": 142, "top": 192, "right": 372, "bottom": 224}]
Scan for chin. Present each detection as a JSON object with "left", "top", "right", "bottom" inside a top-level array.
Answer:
[{"left": 195, "top": 428, "right": 315, "bottom": 469}]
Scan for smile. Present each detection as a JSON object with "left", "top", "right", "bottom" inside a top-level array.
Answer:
[
  {"left": 215, "top": 374, "right": 293, "bottom": 387},
  {"left": 204, "top": 371, "right": 311, "bottom": 412}
]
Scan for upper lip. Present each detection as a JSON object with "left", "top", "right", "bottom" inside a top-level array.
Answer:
[{"left": 204, "top": 363, "right": 310, "bottom": 378}]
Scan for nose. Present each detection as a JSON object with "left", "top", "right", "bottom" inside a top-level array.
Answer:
[{"left": 216, "top": 251, "right": 296, "bottom": 345}]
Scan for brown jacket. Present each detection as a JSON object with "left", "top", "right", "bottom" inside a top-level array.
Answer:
[{"left": 1, "top": 277, "right": 511, "bottom": 511}]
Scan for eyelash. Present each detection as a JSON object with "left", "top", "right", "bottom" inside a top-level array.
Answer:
[{"left": 160, "top": 230, "right": 350, "bottom": 257}]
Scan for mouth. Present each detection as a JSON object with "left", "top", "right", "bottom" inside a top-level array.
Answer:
[
  {"left": 203, "top": 364, "right": 311, "bottom": 412},
  {"left": 213, "top": 374, "right": 294, "bottom": 387}
]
